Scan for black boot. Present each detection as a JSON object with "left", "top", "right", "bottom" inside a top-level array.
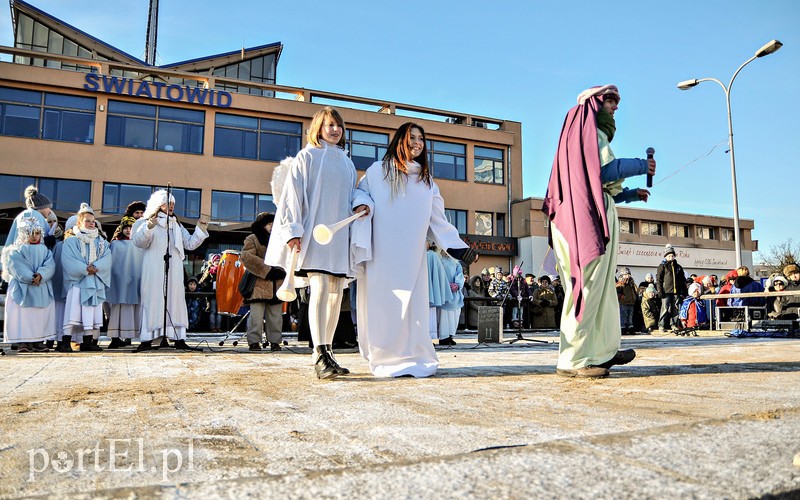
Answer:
[
  {"left": 134, "top": 340, "right": 153, "bottom": 352},
  {"left": 173, "top": 339, "right": 203, "bottom": 351},
  {"left": 314, "top": 345, "right": 338, "bottom": 380},
  {"left": 249, "top": 343, "right": 262, "bottom": 351},
  {"left": 45, "top": 340, "right": 55, "bottom": 349},
  {"left": 55, "top": 335, "right": 73, "bottom": 353},
  {"left": 108, "top": 338, "right": 125, "bottom": 349},
  {"left": 324, "top": 345, "right": 350, "bottom": 375},
  {"left": 80, "top": 335, "right": 103, "bottom": 351}
]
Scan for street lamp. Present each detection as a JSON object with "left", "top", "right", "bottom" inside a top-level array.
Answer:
[{"left": 677, "top": 39, "right": 783, "bottom": 269}]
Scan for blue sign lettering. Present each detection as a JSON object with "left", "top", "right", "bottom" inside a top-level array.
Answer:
[{"left": 82, "top": 73, "right": 233, "bottom": 108}]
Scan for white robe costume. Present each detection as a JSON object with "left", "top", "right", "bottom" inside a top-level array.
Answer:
[
  {"left": 106, "top": 239, "right": 144, "bottom": 339},
  {"left": 2, "top": 243, "right": 56, "bottom": 343},
  {"left": 132, "top": 214, "right": 207, "bottom": 341},
  {"left": 265, "top": 142, "right": 371, "bottom": 280},
  {"left": 62, "top": 232, "right": 112, "bottom": 339},
  {"left": 356, "top": 161, "right": 467, "bottom": 377}
]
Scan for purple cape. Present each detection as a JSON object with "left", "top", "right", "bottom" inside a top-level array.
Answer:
[{"left": 541, "top": 96, "right": 609, "bottom": 322}]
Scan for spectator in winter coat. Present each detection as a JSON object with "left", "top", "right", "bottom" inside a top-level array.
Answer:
[
  {"left": 641, "top": 284, "right": 660, "bottom": 331},
  {"left": 680, "top": 283, "right": 709, "bottom": 329},
  {"left": 771, "top": 264, "right": 800, "bottom": 319},
  {"left": 616, "top": 267, "right": 638, "bottom": 334},
  {"left": 727, "top": 266, "right": 765, "bottom": 307},
  {"left": 656, "top": 244, "right": 688, "bottom": 331}
]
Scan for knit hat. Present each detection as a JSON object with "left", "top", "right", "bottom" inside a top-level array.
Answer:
[
  {"left": 645, "top": 284, "right": 657, "bottom": 297},
  {"left": 77, "top": 202, "right": 95, "bottom": 216},
  {"left": 688, "top": 283, "right": 702, "bottom": 296},
  {"left": 619, "top": 267, "right": 631, "bottom": 276},
  {"left": 24, "top": 185, "right": 52, "bottom": 211},
  {"left": 664, "top": 244, "right": 676, "bottom": 258},
  {"left": 783, "top": 263, "right": 800, "bottom": 276},
  {"left": 645, "top": 273, "right": 654, "bottom": 281},
  {"left": 772, "top": 276, "right": 788, "bottom": 286}
]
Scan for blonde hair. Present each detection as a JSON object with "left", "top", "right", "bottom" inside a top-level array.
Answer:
[
  {"left": 736, "top": 266, "right": 750, "bottom": 277},
  {"left": 307, "top": 106, "right": 346, "bottom": 148},
  {"left": 77, "top": 211, "right": 95, "bottom": 226}
]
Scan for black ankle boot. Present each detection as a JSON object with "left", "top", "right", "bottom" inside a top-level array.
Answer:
[
  {"left": 80, "top": 335, "right": 103, "bottom": 351},
  {"left": 134, "top": 340, "right": 153, "bottom": 352},
  {"left": 324, "top": 345, "right": 350, "bottom": 375},
  {"left": 173, "top": 339, "right": 202, "bottom": 351},
  {"left": 45, "top": 340, "right": 55, "bottom": 349},
  {"left": 314, "top": 345, "right": 338, "bottom": 380},
  {"left": 55, "top": 335, "right": 73, "bottom": 353},
  {"left": 108, "top": 338, "right": 125, "bottom": 349}
]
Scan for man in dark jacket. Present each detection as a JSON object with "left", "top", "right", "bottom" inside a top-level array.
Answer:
[{"left": 656, "top": 244, "right": 688, "bottom": 332}]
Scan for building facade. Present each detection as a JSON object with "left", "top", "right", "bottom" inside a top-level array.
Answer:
[
  {"left": 512, "top": 197, "right": 757, "bottom": 283},
  {"left": 0, "top": 0, "right": 520, "bottom": 276}
]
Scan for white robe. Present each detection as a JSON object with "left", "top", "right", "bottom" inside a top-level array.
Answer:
[
  {"left": 356, "top": 161, "right": 467, "bottom": 377},
  {"left": 132, "top": 215, "right": 207, "bottom": 341},
  {"left": 265, "top": 142, "right": 372, "bottom": 283},
  {"left": 106, "top": 239, "right": 144, "bottom": 339}
]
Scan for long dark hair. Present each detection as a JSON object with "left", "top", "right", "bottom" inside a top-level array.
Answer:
[{"left": 383, "top": 122, "right": 432, "bottom": 188}]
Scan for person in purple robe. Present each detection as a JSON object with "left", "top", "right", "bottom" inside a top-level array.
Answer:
[{"left": 542, "top": 85, "right": 656, "bottom": 378}]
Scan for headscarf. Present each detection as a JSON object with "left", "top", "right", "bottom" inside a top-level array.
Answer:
[
  {"left": 143, "top": 190, "right": 176, "bottom": 220},
  {"left": 542, "top": 85, "right": 621, "bottom": 322}
]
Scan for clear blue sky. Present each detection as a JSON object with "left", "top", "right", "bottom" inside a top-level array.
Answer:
[{"left": 1, "top": 0, "right": 797, "bottom": 261}]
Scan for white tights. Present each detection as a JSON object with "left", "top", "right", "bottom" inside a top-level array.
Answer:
[{"left": 308, "top": 273, "right": 346, "bottom": 348}]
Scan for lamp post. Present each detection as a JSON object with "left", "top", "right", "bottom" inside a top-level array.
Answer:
[{"left": 677, "top": 39, "right": 783, "bottom": 269}]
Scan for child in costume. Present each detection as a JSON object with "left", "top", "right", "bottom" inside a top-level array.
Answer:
[{"left": 2, "top": 217, "right": 56, "bottom": 352}]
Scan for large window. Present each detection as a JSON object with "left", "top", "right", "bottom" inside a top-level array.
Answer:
[
  {"left": 211, "top": 54, "right": 278, "bottom": 97},
  {"left": 474, "top": 146, "right": 504, "bottom": 184},
  {"left": 445, "top": 209, "right": 467, "bottom": 234},
  {"left": 619, "top": 219, "right": 634, "bottom": 233},
  {"left": 347, "top": 129, "right": 389, "bottom": 170},
  {"left": 0, "top": 86, "right": 95, "bottom": 142},
  {"left": 475, "top": 211, "right": 493, "bottom": 236},
  {"left": 640, "top": 221, "right": 663, "bottom": 236},
  {"left": 212, "top": 190, "right": 276, "bottom": 222},
  {"left": 214, "top": 114, "right": 302, "bottom": 161},
  {"left": 106, "top": 100, "right": 204, "bottom": 153},
  {"left": 697, "top": 226, "right": 715, "bottom": 240},
  {"left": 427, "top": 140, "right": 466, "bottom": 181},
  {"left": 13, "top": 12, "right": 96, "bottom": 72},
  {"left": 669, "top": 224, "right": 689, "bottom": 238},
  {"left": 0, "top": 174, "right": 90, "bottom": 212},
  {"left": 102, "top": 183, "right": 201, "bottom": 219}
]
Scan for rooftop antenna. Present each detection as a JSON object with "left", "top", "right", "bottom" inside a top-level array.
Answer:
[{"left": 144, "top": 0, "right": 159, "bottom": 65}]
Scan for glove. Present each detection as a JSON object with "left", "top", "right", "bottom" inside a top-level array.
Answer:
[
  {"left": 266, "top": 267, "right": 287, "bottom": 280},
  {"left": 43, "top": 235, "right": 56, "bottom": 249}
]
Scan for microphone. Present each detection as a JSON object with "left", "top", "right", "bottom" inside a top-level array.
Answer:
[{"left": 646, "top": 147, "right": 655, "bottom": 188}]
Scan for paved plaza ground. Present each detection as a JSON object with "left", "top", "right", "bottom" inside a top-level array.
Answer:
[{"left": 0, "top": 329, "right": 799, "bottom": 498}]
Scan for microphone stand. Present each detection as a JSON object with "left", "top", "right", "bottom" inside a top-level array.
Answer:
[
  {"left": 507, "top": 263, "right": 547, "bottom": 345},
  {"left": 160, "top": 183, "right": 172, "bottom": 348}
]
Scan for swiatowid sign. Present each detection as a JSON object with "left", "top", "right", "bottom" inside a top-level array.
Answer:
[{"left": 83, "top": 74, "right": 232, "bottom": 108}]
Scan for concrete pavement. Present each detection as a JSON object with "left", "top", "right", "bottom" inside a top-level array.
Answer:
[{"left": 0, "top": 330, "right": 799, "bottom": 498}]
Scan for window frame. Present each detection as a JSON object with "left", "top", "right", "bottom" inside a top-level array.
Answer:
[
  {"left": 473, "top": 146, "right": 505, "bottom": 185},
  {"left": 0, "top": 86, "right": 96, "bottom": 143},
  {"left": 211, "top": 190, "right": 276, "bottom": 223},
  {"left": 101, "top": 182, "right": 201, "bottom": 219},
  {"left": 213, "top": 112, "right": 302, "bottom": 162},
  {"left": 640, "top": 221, "right": 663, "bottom": 236},
  {"left": 105, "top": 99, "right": 204, "bottom": 154},
  {"left": 427, "top": 139, "right": 467, "bottom": 181},
  {"left": 445, "top": 208, "right": 468, "bottom": 234}
]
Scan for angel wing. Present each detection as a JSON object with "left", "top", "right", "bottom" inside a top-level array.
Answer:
[{"left": 270, "top": 156, "right": 294, "bottom": 205}]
